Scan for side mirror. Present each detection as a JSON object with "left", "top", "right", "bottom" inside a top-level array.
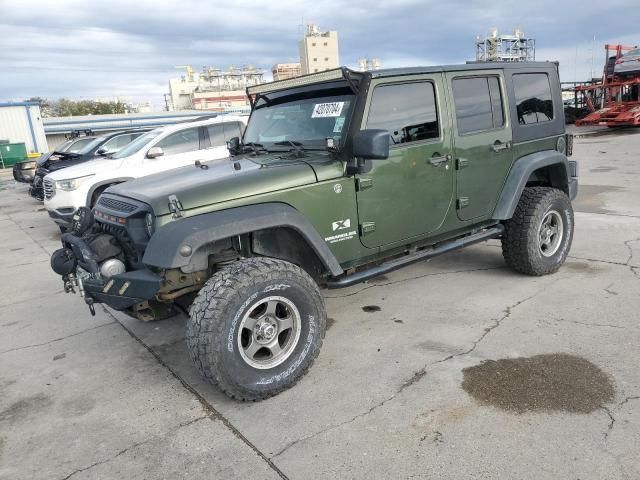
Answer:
[
  {"left": 96, "top": 147, "right": 108, "bottom": 155},
  {"left": 146, "top": 146, "right": 164, "bottom": 159},
  {"left": 227, "top": 136, "right": 240, "bottom": 155},
  {"left": 352, "top": 129, "right": 390, "bottom": 160}
]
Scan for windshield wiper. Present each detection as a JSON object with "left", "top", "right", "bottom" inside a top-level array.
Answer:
[
  {"left": 274, "top": 140, "right": 305, "bottom": 157},
  {"left": 241, "top": 142, "right": 268, "bottom": 155}
]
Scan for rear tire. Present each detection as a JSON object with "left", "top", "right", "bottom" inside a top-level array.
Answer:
[
  {"left": 186, "top": 257, "right": 326, "bottom": 401},
  {"left": 501, "top": 187, "right": 574, "bottom": 276}
]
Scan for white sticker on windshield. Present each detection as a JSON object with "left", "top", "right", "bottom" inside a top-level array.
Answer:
[
  {"left": 333, "top": 117, "right": 345, "bottom": 133},
  {"left": 312, "top": 102, "right": 344, "bottom": 118}
]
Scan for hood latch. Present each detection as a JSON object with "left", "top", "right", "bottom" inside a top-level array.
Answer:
[{"left": 168, "top": 194, "right": 184, "bottom": 218}]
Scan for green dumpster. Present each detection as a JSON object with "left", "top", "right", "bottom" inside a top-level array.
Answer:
[{"left": 0, "top": 142, "right": 28, "bottom": 168}]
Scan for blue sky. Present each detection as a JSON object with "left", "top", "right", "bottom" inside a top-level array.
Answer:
[{"left": 1, "top": 0, "right": 638, "bottom": 108}]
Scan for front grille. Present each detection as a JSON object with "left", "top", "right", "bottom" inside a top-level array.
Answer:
[
  {"left": 43, "top": 178, "right": 56, "bottom": 200},
  {"left": 98, "top": 222, "right": 140, "bottom": 265},
  {"left": 98, "top": 197, "right": 137, "bottom": 213}
]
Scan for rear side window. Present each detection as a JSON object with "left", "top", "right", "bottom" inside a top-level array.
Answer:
[
  {"left": 156, "top": 127, "right": 200, "bottom": 155},
  {"left": 452, "top": 76, "right": 504, "bottom": 134},
  {"left": 513, "top": 73, "right": 554, "bottom": 125},
  {"left": 366, "top": 82, "right": 439, "bottom": 145}
]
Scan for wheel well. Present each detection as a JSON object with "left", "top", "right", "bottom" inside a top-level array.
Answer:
[
  {"left": 90, "top": 183, "right": 119, "bottom": 207},
  {"left": 189, "top": 228, "right": 328, "bottom": 281},
  {"left": 250, "top": 227, "right": 326, "bottom": 280},
  {"left": 525, "top": 164, "right": 569, "bottom": 195}
]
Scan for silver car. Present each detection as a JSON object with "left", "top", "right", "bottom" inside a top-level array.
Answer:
[{"left": 614, "top": 48, "right": 640, "bottom": 77}]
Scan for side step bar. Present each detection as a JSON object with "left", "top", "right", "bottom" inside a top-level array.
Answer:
[{"left": 326, "top": 225, "right": 504, "bottom": 289}]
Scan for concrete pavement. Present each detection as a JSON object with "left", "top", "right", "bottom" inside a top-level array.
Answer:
[{"left": 1, "top": 129, "right": 639, "bottom": 479}]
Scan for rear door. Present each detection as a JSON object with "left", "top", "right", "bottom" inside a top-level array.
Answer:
[
  {"left": 356, "top": 75, "right": 454, "bottom": 248},
  {"left": 446, "top": 71, "right": 512, "bottom": 221}
]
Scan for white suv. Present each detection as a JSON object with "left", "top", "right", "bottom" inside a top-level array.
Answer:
[{"left": 43, "top": 116, "right": 246, "bottom": 229}]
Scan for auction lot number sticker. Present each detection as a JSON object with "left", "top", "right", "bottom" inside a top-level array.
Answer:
[{"left": 312, "top": 102, "right": 344, "bottom": 118}]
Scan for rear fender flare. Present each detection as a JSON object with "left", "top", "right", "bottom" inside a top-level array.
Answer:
[{"left": 493, "top": 150, "right": 572, "bottom": 220}]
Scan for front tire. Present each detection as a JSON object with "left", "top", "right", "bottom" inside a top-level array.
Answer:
[
  {"left": 186, "top": 257, "right": 326, "bottom": 400},
  {"left": 501, "top": 187, "right": 574, "bottom": 275}
]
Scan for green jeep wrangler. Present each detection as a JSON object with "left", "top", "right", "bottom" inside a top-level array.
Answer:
[{"left": 51, "top": 62, "right": 577, "bottom": 400}]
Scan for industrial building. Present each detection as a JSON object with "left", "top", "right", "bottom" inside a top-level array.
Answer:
[
  {"left": 299, "top": 24, "right": 340, "bottom": 74},
  {"left": 0, "top": 102, "right": 48, "bottom": 154},
  {"left": 475, "top": 27, "right": 536, "bottom": 62},
  {"left": 272, "top": 63, "right": 302, "bottom": 81},
  {"left": 168, "top": 65, "right": 264, "bottom": 112},
  {"left": 357, "top": 58, "right": 382, "bottom": 71}
]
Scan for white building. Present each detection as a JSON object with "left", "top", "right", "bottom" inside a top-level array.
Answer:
[
  {"left": 299, "top": 24, "right": 340, "bottom": 75},
  {"left": 0, "top": 102, "right": 48, "bottom": 153}
]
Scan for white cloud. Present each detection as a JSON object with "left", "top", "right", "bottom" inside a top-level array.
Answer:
[{"left": 0, "top": 0, "right": 638, "bottom": 106}]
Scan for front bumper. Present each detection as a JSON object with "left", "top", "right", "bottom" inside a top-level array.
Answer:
[
  {"left": 13, "top": 163, "right": 36, "bottom": 183},
  {"left": 57, "top": 232, "right": 162, "bottom": 311},
  {"left": 29, "top": 175, "right": 44, "bottom": 200}
]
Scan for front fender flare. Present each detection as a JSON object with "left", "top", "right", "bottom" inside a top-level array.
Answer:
[
  {"left": 492, "top": 150, "right": 573, "bottom": 220},
  {"left": 142, "top": 202, "right": 344, "bottom": 277}
]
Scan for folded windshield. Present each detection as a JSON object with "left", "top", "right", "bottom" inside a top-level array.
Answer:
[
  {"left": 243, "top": 91, "right": 355, "bottom": 149},
  {"left": 111, "top": 130, "right": 161, "bottom": 159}
]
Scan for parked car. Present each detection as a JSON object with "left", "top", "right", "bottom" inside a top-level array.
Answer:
[
  {"left": 50, "top": 64, "right": 577, "bottom": 400},
  {"left": 30, "top": 130, "right": 150, "bottom": 200},
  {"left": 43, "top": 116, "right": 246, "bottom": 229},
  {"left": 13, "top": 136, "right": 96, "bottom": 184},
  {"left": 614, "top": 47, "right": 640, "bottom": 77}
]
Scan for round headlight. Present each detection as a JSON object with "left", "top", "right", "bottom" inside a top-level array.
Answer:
[
  {"left": 556, "top": 136, "right": 567, "bottom": 154},
  {"left": 145, "top": 212, "right": 154, "bottom": 237}
]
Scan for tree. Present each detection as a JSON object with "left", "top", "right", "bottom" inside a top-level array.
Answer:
[{"left": 23, "top": 97, "right": 128, "bottom": 117}]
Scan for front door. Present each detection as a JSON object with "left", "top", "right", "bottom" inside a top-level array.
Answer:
[
  {"left": 144, "top": 126, "right": 204, "bottom": 174},
  {"left": 446, "top": 72, "right": 513, "bottom": 221},
  {"left": 356, "top": 75, "right": 454, "bottom": 249}
]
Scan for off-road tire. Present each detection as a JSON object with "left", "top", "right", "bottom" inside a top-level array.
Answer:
[
  {"left": 186, "top": 257, "right": 326, "bottom": 401},
  {"left": 501, "top": 187, "right": 574, "bottom": 276}
]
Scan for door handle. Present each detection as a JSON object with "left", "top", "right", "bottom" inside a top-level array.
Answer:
[
  {"left": 429, "top": 153, "right": 451, "bottom": 166},
  {"left": 491, "top": 141, "right": 511, "bottom": 152}
]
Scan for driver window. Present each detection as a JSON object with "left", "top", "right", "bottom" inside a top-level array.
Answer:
[
  {"left": 366, "top": 82, "right": 439, "bottom": 144},
  {"left": 155, "top": 127, "right": 200, "bottom": 155}
]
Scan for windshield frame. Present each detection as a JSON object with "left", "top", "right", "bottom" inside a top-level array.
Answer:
[
  {"left": 243, "top": 85, "right": 356, "bottom": 151},
  {"left": 110, "top": 130, "right": 162, "bottom": 159}
]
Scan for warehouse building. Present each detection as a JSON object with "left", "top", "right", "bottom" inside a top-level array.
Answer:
[
  {"left": 0, "top": 102, "right": 48, "bottom": 153},
  {"left": 43, "top": 110, "right": 236, "bottom": 150}
]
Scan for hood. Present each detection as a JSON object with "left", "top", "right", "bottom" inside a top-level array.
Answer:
[
  {"left": 106, "top": 153, "right": 339, "bottom": 216},
  {"left": 40, "top": 152, "right": 94, "bottom": 172},
  {"left": 36, "top": 152, "right": 54, "bottom": 165},
  {"left": 45, "top": 157, "right": 124, "bottom": 180}
]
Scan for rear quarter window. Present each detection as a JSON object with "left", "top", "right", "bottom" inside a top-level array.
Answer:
[{"left": 513, "top": 73, "right": 554, "bottom": 125}]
